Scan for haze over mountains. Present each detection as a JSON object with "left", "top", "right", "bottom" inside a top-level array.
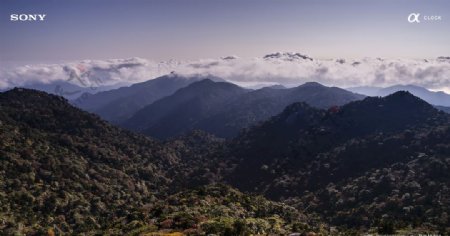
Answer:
[
  {"left": 9, "top": 69, "right": 450, "bottom": 139},
  {"left": 348, "top": 84, "right": 450, "bottom": 107},
  {"left": 4, "top": 68, "right": 450, "bottom": 140},
  {"left": 2, "top": 54, "right": 450, "bottom": 95}
]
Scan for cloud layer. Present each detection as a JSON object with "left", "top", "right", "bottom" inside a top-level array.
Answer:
[{"left": 1, "top": 53, "right": 450, "bottom": 93}]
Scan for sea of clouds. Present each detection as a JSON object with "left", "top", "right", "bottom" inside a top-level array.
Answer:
[{"left": 1, "top": 53, "right": 449, "bottom": 93}]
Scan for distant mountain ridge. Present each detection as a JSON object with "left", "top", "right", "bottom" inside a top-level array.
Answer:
[
  {"left": 4, "top": 80, "right": 122, "bottom": 100},
  {"left": 263, "top": 52, "right": 313, "bottom": 61},
  {"left": 348, "top": 84, "right": 450, "bottom": 107},
  {"left": 72, "top": 74, "right": 223, "bottom": 123},
  {"left": 196, "top": 81, "right": 365, "bottom": 138},
  {"left": 122, "top": 80, "right": 364, "bottom": 139},
  {"left": 122, "top": 79, "right": 250, "bottom": 138},
  {"left": 436, "top": 105, "right": 450, "bottom": 114}
]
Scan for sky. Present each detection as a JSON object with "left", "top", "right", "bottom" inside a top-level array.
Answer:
[
  {"left": 1, "top": 0, "right": 450, "bottom": 65},
  {"left": 0, "top": 0, "right": 449, "bottom": 93}
]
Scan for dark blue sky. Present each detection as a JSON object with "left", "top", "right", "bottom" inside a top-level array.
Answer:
[{"left": 1, "top": 0, "right": 449, "bottom": 64}]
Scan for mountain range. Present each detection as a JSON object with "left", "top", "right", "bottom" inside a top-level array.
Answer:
[
  {"left": 72, "top": 74, "right": 223, "bottom": 123},
  {"left": 3, "top": 55, "right": 450, "bottom": 98},
  {"left": 122, "top": 79, "right": 250, "bottom": 138},
  {"left": 122, "top": 80, "right": 364, "bottom": 139},
  {"left": 0, "top": 87, "right": 448, "bottom": 234}
]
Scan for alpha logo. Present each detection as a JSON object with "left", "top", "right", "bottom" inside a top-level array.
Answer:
[
  {"left": 408, "top": 13, "right": 421, "bottom": 23},
  {"left": 10, "top": 14, "right": 47, "bottom": 22},
  {"left": 408, "top": 13, "right": 443, "bottom": 23}
]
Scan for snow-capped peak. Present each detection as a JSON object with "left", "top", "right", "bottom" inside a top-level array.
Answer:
[{"left": 263, "top": 52, "right": 313, "bottom": 61}]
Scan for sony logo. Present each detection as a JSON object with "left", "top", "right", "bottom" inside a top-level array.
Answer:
[{"left": 10, "top": 14, "right": 47, "bottom": 22}]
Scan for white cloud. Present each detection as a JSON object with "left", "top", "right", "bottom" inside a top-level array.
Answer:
[
  {"left": 0, "top": 57, "right": 171, "bottom": 89},
  {"left": 176, "top": 56, "right": 450, "bottom": 92},
  {"left": 1, "top": 54, "right": 450, "bottom": 93}
]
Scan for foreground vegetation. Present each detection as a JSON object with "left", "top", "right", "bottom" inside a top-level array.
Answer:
[{"left": 1, "top": 88, "right": 448, "bottom": 235}]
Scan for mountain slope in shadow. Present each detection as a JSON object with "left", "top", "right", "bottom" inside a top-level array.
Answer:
[
  {"left": 222, "top": 91, "right": 449, "bottom": 230},
  {"left": 73, "top": 74, "right": 223, "bottom": 123},
  {"left": 123, "top": 80, "right": 364, "bottom": 139}
]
